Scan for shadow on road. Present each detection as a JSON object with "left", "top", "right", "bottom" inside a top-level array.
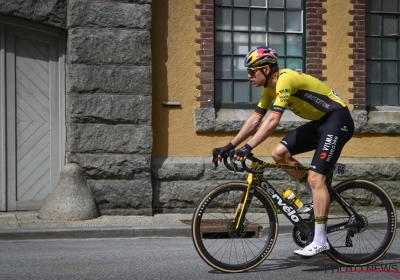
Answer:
[{"left": 207, "top": 252, "right": 400, "bottom": 274}]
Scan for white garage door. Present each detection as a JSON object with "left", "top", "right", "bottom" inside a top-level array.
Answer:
[{"left": 0, "top": 17, "right": 66, "bottom": 211}]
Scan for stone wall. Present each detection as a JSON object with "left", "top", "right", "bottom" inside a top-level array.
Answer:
[
  {"left": 65, "top": 0, "right": 153, "bottom": 215},
  {"left": 0, "top": 0, "right": 66, "bottom": 29},
  {"left": 152, "top": 157, "right": 400, "bottom": 214},
  {"left": 0, "top": 0, "right": 153, "bottom": 215}
]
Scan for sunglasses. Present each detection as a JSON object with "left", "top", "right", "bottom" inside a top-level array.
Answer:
[{"left": 247, "top": 67, "right": 265, "bottom": 75}]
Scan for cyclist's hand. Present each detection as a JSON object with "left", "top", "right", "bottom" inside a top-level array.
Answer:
[
  {"left": 211, "top": 142, "right": 235, "bottom": 164},
  {"left": 234, "top": 144, "right": 253, "bottom": 162}
]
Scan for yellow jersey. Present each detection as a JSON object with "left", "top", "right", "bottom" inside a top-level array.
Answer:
[{"left": 256, "top": 69, "right": 347, "bottom": 120}]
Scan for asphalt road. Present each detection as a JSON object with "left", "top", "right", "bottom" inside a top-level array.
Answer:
[{"left": 0, "top": 233, "right": 399, "bottom": 280}]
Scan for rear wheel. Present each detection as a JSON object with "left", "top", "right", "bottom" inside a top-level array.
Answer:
[
  {"left": 327, "top": 179, "right": 397, "bottom": 266},
  {"left": 192, "top": 182, "right": 278, "bottom": 273}
]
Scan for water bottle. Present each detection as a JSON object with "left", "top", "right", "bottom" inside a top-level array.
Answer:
[{"left": 282, "top": 189, "right": 303, "bottom": 209}]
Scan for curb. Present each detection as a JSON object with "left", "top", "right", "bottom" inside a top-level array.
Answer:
[
  {"left": 0, "top": 225, "right": 294, "bottom": 240},
  {"left": 0, "top": 227, "right": 136, "bottom": 240}
]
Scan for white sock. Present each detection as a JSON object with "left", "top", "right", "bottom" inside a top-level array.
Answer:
[{"left": 314, "top": 223, "right": 327, "bottom": 246}]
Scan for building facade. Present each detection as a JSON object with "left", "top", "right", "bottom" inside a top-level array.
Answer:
[{"left": 0, "top": 0, "right": 399, "bottom": 214}]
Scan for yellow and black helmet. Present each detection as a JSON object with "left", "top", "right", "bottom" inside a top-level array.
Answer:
[{"left": 244, "top": 46, "right": 278, "bottom": 68}]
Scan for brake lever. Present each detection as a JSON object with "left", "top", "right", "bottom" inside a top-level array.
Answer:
[
  {"left": 228, "top": 150, "right": 239, "bottom": 173},
  {"left": 211, "top": 148, "right": 219, "bottom": 170}
]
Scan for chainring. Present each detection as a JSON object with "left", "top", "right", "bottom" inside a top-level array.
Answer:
[{"left": 292, "top": 219, "right": 313, "bottom": 248}]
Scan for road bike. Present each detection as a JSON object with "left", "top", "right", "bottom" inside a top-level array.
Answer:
[{"left": 191, "top": 151, "right": 397, "bottom": 273}]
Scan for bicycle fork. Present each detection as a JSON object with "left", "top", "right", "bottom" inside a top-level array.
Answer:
[
  {"left": 231, "top": 165, "right": 259, "bottom": 232},
  {"left": 231, "top": 179, "right": 254, "bottom": 232}
]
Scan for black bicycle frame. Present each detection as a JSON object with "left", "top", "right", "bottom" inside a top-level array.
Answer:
[
  {"left": 225, "top": 155, "right": 364, "bottom": 237},
  {"left": 258, "top": 179, "right": 314, "bottom": 237},
  {"left": 236, "top": 178, "right": 365, "bottom": 237},
  {"left": 326, "top": 185, "right": 364, "bottom": 234}
]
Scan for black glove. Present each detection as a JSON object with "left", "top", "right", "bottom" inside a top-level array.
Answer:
[
  {"left": 235, "top": 144, "right": 253, "bottom": 159},
  {"left": 212, "top": 142, "right": 235, "bottom": 162}
]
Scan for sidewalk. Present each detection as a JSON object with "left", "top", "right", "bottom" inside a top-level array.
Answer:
[
  {"left": 1, "top": 211, "right": 398, "bottom": 240},
  {"left": 0, "top": 212, "right": 295, "bottom": 240}
]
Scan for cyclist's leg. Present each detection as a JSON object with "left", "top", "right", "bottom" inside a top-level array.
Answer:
[
  {"left": 272, "top": 120, "right": 319, "bottom": 182},
  {"left": 296, "top": 107, "right": 354, "bottom": 256},
  {"left": 307, "top": 171, "right": 330, "bottom": 245},
  {"left": 311, "top": 107, "right": 354, "bottom": 221}
]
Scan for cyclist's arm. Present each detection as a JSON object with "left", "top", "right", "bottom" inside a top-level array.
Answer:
[
  {"left": 246, "top": 72, "right": 296, "bottom": 149},
  {"left": 247, "top": 112, "right": 282, "bottom": 148},
  {"left": 230, "top": 112, "right": 264, "bottom": 147},
  {"left": 231, "top": 88, "right": 274, "bottom": 147}
]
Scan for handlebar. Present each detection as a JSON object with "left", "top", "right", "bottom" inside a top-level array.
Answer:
[
  {"left": 212, "top": 149, "right": 309, "bottom": 174},
  {"left": 212, "top": 148, "right": 265, "bottom": 174}
]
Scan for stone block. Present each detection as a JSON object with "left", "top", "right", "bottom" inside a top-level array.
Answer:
[
  {"left": 87, "top": 179, "right": 152, "bottom": 214},
  {"left": 333, "top": 161, "right": 400, "bottom": 181},
  {"left": 151, "top": 157, "right": 205, "bottom": 181},
  {"left": 68, "top": 0, "right": 151, "bottom": 29},
  {"left": 203, "top": 162, "right": 249, "bottom": 181},
  {"left": 152, "top": 180, "right": 218, "bottom": 210},
  {"left": 378, "top": 181, "right": 400, "bottom": 206},
  {"left": 0, "top": 0, "right": 34, "bottom": 18},
  {"left": 67, "top": 94, "right": 151, "bottom": 124},
  {"left": 0, "top": 0, "right": 66, "bottom": 28},
  {"left": 67, "top": 153, "right": 151, "bottom": 180},
  {"left": 195, "top": 108, "right": 216, "bottom": 132},
  {"left": 33, "top": 0, "right": 66, "bottom": 28},
  {"left": 152, "top": 179, "right": 298, "bottom": 212},
  {"left": 67, "top": 123, "right": 153, "bottom": 153},
  {"left": 67, "top": 64, "right": 151, "bottom": 94},
  {"left": 203, "top": 160, "right": 293, "bottom": 181},
  {"left": 68, "top": 29, "right": 151, "bottom": 65}
]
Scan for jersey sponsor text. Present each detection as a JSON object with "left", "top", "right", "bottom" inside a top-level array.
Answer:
[{"left": 304, "top": 93, "right": 330, "bottom": 109}]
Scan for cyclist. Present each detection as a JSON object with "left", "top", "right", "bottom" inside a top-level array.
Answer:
[{"left": 212, "top": 46, "right": 355, "bottom": 257}]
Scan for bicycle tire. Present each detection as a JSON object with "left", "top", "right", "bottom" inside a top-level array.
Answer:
[
  {"left": 327, "top": 179, "right": 397, "bottom": 266},
  {"left": 192, "top": 182, "right": 278, "bottom": 273}
]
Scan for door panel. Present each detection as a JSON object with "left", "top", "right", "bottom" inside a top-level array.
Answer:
[{"left": 0, "top": 18, "right": 65, "bottom": 211}]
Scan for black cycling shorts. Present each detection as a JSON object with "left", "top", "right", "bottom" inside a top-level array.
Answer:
[{"left": 279, "top": 107, "right": 354, "bottom": 175}]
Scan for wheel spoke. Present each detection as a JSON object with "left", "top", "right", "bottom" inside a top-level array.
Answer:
[
  {"left": 327, "top": 180, "right": 396, "bottom": 265},
  {"left": 192, "top": 183, "right": 277, "bottom": 272}
]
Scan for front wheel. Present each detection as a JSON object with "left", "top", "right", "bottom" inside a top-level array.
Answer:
[
  {"left": 327, "top": 179, "right": 397, "bottom": 266},
  {"left": 192, "top": 182, "right": 278, "bottom": 273}
]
